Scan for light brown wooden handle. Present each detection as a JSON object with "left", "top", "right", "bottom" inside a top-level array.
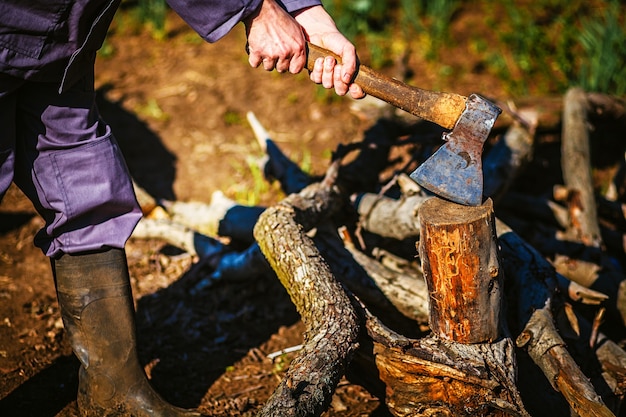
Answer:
[{"left": 306, "top": 42, "right": 467, "bottom": 130}]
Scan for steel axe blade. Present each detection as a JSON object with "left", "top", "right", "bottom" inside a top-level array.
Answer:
[
  {"left": 304, "top": 44, "right": 501, "bottom": 205},
  {"left": 410, "top": 94, "right": 501, "bottom": 206}
]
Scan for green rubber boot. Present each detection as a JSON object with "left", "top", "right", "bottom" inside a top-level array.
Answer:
[{"left": 53, "top": 248, "right": 203, "bottom": 417}]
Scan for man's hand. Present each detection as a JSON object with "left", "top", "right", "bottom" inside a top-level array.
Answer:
[
  {"left": 293, "top": 6, "right": 364, "bottom": 99},
  {"left": 244, "top": 0, "right": 364, "bottom": 99},
  {"left": 244, "top": 0, "right": 307, "bottom": 74}
]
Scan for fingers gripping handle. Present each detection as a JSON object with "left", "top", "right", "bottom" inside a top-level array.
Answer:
[{"left": 306, "top": 42, "right": 467, "bottom": 130}]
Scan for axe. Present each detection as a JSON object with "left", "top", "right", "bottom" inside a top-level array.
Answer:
[{"left": 306, "top": 43, "right": 501, "bottom": 206}]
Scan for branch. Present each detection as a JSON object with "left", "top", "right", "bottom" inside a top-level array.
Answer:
[{"left": 253, "top": 164, "right": 360, "bottom": 417}]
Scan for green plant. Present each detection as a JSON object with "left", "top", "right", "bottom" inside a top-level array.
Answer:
[
  {"left": 223, "top": 110, "right": 244, "bottom": 126},
  {"left": 577, "top": 0, "right": 626, "bottom": 94},
  {"left": 228, "top": 156, "right": 275, "bottom": 207},
  {"left": 403, "top": 0, "right": 459, "bottom": 60},
  {"left": 122, "top": 0, "right": 168, "bottom": 39},
  {"left": 325, "top": 0, "right": 390, "bottom": 41},
  {"left": 326, "top": 0, "right": 460, "bottom": 65},
  {"left": 135, "top": 98, "right": 168, "bottom": 121},
  {"left": 481, "top": 0, "right": 626, "bottom": 96},
  {"left": 98, "top": 38, "right": 115, "bottom": 58},
  {"left": 486, "top": 0, "right": 582, "bottom": 95}
]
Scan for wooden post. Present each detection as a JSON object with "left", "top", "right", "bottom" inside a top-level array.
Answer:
[{"left": 419, "top": 197, "right": 501, "bottom": 343}]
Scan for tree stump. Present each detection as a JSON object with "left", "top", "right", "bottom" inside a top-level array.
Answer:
[
  {"left": 419, "top": 197, "right": 500, "bottom": 343},
  {"left": 371, "top": 197, "right": 528, "bottom": 416}
]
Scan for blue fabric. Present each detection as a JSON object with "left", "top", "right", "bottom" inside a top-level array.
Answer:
[
  {"left": 0, "top": 0, "right": 322, "bottom": 256},
  {"left": 0, "top": 71, "right": 142, "bottom": 257},
  {"left": 0, "top": 0, "right": 121, "bottom": 92},
  {"left": 166, "top": 0, "right": 321, "bottom": 43},
  {"left": 0, "top": 0, "right": 323, "bottom": 88}
]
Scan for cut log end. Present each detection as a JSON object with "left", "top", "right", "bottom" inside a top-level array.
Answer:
[{"left": 419, "top": 197, "right": 494, "bottom": 225}]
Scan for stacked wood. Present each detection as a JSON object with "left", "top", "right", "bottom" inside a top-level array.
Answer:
[{"left": 128, "top": 91, "right": 626, "bottom": 417}]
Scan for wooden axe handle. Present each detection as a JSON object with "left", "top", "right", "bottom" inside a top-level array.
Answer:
[{"left": 306, "top": 43, "right": 467, "bottom": 130}]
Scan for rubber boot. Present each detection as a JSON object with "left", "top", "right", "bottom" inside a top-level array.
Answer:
[{"left": 53, "top": 248, "right": 203, "bottom": 417}]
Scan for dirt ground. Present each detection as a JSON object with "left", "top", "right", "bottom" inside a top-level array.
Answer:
[{"left": 0, "top": 6, "right": 550, "bottom": 417}]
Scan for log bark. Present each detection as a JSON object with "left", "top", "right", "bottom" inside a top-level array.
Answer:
[
  {"left": 253, "top": 165, "right": 361, "bottom": 417},
  {"left": 419, "top": 197, "right": 501, "bottom": 343},
  {"left": 354, "top": 192, "right": 427, "bottom": 240}
]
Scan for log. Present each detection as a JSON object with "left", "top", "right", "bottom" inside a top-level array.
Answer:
[
  {"left": 337, "top": 227, "right": 430, "bottom": 324},
  {"left": 253, "top": 164, "right": 361, "bottom": 417},
  {"left": 354, "top": 196, "right": 529, "bottom": 416},
  {"left": 561, "top": 87, "right": 601, "bottom": 247},
  {"left": 132, "top": 217, "right": 226, "bottom": 259},
  {"left": 517, "top": 304, "right": 615, "bottom": 417},
  {"left": 354, "top": 192, "right": 427, "bottom": 240},
  {"left": 560, "top": 87, "right": 626, "bottom": 326},
  {"left": 419, "top": 197, "right": 501, "bottom": 343},
  {"left": 162, "top": 191, "right": 264, "bottom": 245}
]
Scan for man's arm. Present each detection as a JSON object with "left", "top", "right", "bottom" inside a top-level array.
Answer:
[{"left": 167, "top": 0, "right": 364, "bottom": 98}]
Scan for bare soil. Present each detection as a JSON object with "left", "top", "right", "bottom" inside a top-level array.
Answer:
[{"left": 0, "top": 7, "right": 517, "bottom": 417}]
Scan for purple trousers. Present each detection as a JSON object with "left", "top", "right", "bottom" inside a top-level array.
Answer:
[{"left": 0, "top": 70, "right": 141, "bottom": 258}]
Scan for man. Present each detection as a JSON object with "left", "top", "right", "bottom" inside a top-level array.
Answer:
[{"left": 0, "top": 0, "right": 364, "bottom": 415}]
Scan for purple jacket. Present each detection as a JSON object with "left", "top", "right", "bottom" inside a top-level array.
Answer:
[{"left": 0, "top": 0, "right": 321, "bottom": 92}]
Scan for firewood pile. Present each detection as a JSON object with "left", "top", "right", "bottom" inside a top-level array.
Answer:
[{"left": 131, "top": 87, "right": 626, "bottom": 417}]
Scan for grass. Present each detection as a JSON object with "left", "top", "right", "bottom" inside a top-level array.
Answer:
[
  {"left": 121, "top": 0, "right": 626, "bottom": 96},
  {"left": 577, "top": 0, "right": 626, "bottom": 95}
]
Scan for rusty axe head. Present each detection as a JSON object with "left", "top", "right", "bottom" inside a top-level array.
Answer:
[{"left": 410, "top": 94, "right": 501, "bottom": 206}]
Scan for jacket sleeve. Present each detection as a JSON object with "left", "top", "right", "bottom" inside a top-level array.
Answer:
[
  {"left": 166, "top": 0, "right": 322, "bottom": 43},
  {"left": 280, "top": 0, "right": 322, "bottom": 13}
]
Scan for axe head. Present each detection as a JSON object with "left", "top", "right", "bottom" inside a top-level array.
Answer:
[{"left": 410, "top": 94, "right": 501, "bottom": 206}]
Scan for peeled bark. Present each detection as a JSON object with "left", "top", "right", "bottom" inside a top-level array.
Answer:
[{"left": 419, "top": 197, "right": 501, "bottom": 343}]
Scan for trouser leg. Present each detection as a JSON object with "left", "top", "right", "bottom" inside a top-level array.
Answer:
[
  {"left": 12, "top": 72, "right": 141, "bottom": 257},
  {"left": 0, "top": 74, "right": 20, "bottom": 202}
]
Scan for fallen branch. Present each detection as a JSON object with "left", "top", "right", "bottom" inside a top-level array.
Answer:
[
  {"left": 497, "top": 219, "right": 625, "bottom": 415},
  {"left": 253, "top": 162, "right": 361, "bottom": 417},
  {"left": 517, "top": 303, "right": 614, "bottom": 417}
]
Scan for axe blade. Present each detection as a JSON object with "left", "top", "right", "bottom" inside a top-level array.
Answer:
[{"left": 410, "top": 94, "right": 501, "bottom": 206}]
